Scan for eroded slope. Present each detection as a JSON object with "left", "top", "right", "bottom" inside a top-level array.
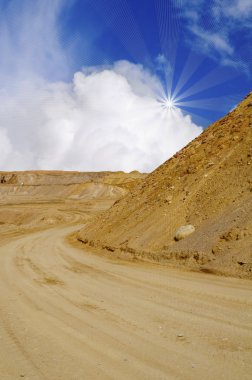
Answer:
[{"left": 78, "top": 92, "right": 252, "bottom": 278}]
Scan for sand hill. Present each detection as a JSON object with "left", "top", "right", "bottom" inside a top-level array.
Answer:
[{"left": 78, "top": 92, "right": 252, "bottom": 278}]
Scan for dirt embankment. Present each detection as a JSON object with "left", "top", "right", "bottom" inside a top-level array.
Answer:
[{"left": 78, "top": 92, "right": 252, "bottom": 279}]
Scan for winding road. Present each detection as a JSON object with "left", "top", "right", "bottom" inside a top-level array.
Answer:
[{"left": 0, "top": 225, "right": 251, "bottom": 379}]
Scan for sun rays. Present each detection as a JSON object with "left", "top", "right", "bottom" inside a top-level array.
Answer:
[{"left": 158, "top": 95, "right": 178, "bottom": 112}]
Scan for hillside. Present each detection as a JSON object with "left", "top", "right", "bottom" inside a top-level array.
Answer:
[
  {"left": 78, "top": 92, "right": 252, "bottom": 278},
  {"left": 0, "top": 170, "right": 145, "bottom": 239}
]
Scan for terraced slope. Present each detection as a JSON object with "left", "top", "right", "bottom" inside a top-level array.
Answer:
[{"left": 0, "top": 170, "right": 145, "bottom": 238}]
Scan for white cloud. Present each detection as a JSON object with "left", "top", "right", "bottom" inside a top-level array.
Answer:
[
  {"left": 180, "top": 0, "right": 252, "bottom": 70},
  {"left": 0, "top": 1, "right": 202, "bottom": 173},
  {"left": 0, "top": 0, "right": 73, "bottom": 85},
  {"left": 213, "top": 0, "right": 252, "bottom": 19},
  {"left": 0, "top": 62, "right": 202, "bottom": 172},
  {"left": 190, "top": 26, "right": 233, "bottom": 56}
]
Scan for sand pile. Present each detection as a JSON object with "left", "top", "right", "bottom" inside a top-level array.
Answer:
[{"left": 78, "top": 92, "right": 252, "bottom": 278}]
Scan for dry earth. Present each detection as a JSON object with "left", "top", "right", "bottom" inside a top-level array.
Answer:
[
  {"left": 0, "top": 225, "right": 252, "bottom": 379},
  {"left": 0, "top": 170, "right": 144, "bottom": 242},
  {"left": 0, "top": 95, "right": 252, "bottom": 379},
  {"left": 78, "top": 92, "right": 252, "bottom": 279}
]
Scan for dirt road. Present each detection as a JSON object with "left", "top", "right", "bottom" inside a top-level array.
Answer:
[{"left": 0, "top": 225, "right": 251, "bottom": 379}]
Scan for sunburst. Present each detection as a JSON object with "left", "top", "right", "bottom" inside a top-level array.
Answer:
[{"left": 159, "top": 95, "right": 179, "bottom": 112}]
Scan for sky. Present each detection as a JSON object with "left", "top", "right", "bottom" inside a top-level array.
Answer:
[{"left": 0, "top": 0, "right": 251, "bottom": 172}]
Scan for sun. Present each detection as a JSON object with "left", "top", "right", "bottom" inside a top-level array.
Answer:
[
  {"left": 159, "top": 96, "right": 178, "bottom": 111},
  {"left": 165, "top": 98, "right": 175, "bottom": 110}
]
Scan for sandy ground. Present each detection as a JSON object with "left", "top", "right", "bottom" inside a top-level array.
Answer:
[
  {"left": 0, "top": 169, "right": 251, "bottom": 379},
  {"left": 0, "top": 223, "right": 251, "bottom": 379}
]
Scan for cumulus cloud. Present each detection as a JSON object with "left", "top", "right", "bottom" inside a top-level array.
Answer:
[
  {"left": 0, "top": 0, "right": 202, "bottom": 173},
  {"left": 0, "top": 61, "right": 202, "bottom": 172}
]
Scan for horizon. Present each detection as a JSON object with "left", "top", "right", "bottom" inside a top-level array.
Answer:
[{"left": 0, "top": 87, "right": 249, "bottom": 175}]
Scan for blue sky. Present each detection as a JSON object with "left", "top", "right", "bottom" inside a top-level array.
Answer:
[
  {"left": 0, "top": 0, "right": 251, "bottom": 172},
  {"left": 61, "top": 0, "right": 252, "bottom": 125}
]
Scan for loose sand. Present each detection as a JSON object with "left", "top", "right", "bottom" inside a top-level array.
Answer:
[{"left": 0, "top": 225, "right": 251, "bottom": 379}]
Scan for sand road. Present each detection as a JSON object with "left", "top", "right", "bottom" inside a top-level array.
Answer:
[{"left": 0, "top": 225, "right": 251, "bottom": 380}]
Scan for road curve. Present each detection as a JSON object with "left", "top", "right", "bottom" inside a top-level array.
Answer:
[{"left": 0, "top": 225, "right": 251, "bottom": 379}]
